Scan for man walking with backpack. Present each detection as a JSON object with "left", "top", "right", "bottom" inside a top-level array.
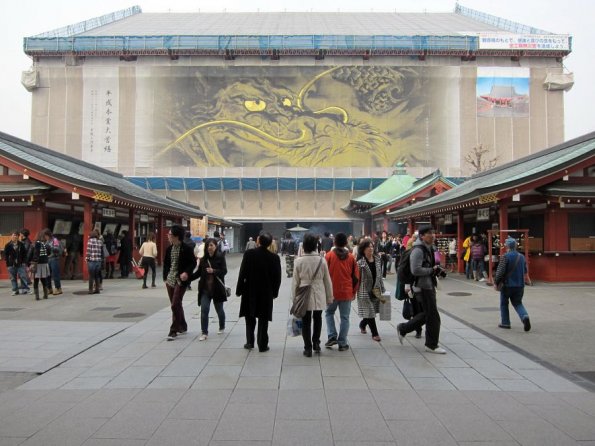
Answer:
[{"left": 397, "top": 226, "right": 446, "bottom": 354}]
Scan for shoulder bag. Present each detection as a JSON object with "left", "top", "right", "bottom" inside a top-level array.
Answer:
[
  {"left": 290, "top": 257, "right": 323, "bottom": 318},
  {"left": 208, "top": 260, "right": 231, "bottom": 297}
]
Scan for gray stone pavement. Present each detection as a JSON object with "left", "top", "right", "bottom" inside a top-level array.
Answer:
[{"left": 0, "top": 254, "right": 594, "bottom": 445}]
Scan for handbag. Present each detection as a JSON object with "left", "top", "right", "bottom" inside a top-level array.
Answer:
[
  {"left": 290, "top": 258, "right": 323, "bottom": 318},
  {"left": 495, "top": 254, "right": 521, "bottom": 291},
  {"left": 402, "top": 297, "right": 413, "bottom": 320},
  {"left": 208, "top": 260, "right": 231, "bottom": 297}
]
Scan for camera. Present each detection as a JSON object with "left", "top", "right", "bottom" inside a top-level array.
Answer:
[{"left": 434, "top": 265, "right": 447, "bottom": 278}]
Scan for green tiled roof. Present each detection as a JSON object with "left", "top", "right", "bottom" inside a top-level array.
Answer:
[
  {"left": 350, "top": 171, "right": 417, "bottom": 206},
  {"left": 369, "top": 170, "right": 457, "bottom": 213},
  {"left": 388, "top": 131, "right": 595, "bottom": 218}
]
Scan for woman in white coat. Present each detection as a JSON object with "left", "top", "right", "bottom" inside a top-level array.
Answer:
[{"left": 292, "top": 233, "right": 334, "bottom": 357}]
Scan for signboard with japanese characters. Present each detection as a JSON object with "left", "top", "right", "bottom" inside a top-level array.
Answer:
[
  {"left": 478, "top": 33, "right": 570, "bottom": 51},
  {"left": 82, "top": 67, "right": 119, "bottom": 168},
  {"left": 477, "top": 208, "right": 491, "bottom": 222}
]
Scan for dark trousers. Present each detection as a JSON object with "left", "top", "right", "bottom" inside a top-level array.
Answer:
[
  {"left": 302, "top": 310, "right": 322, "bottom": 350},
  {"left": 401, "top": 288, "right": 441, "bottom": 349},
  {"left": 380, "top": 255, "right": 389, "bottom": 278},
  {"left": 359, "top": 317, "right": 379, "bottom": 337},
  {"left": 64, "top": 252, "right": 79, "bottom": 279},
  {"left": 120, "top": 260, "right": 130, "bottom": 277},
  {"left": 166, "top": 283, "right": 188, "bottom": 335},
  {"left": 141, "top": 257, "right": 156, "bottom": 286},
  {"left": 245, "top": 315, "right": 269, "bottom": 351}
]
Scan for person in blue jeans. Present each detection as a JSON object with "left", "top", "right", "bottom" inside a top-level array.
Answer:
[
  {"left": 192, "top": 238, "right": 227, "bottom": 341},
  {"left": 494, "top": 238, "right": 531, "bottom": 332},
  {"left": 4, "top": 231, "right": 31, "bottom": 295},
  {"left": 324, "top": 233, "right": 359, "bottom": 351}
]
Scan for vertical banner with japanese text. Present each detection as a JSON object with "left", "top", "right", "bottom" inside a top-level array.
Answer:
[{"left": 82, "top": 67, "right": 119, "bottom": 168}]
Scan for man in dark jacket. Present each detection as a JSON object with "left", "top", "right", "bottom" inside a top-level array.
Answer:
[
  {"left": 5, "top": 231, "right": 31, "bottom": 295},
  {"left": 236, "top": 231, "right": 282, "bottom": 352},
  {"left": 494, "top": 237, "right": 531, "bottom": 332},
  {"left": 397, "top": 226, "right": 446, "bottom": 354},
  {"left": 163, "top": 225, "right": 197, "bottom": 341},
  {"left": 118, "top": 230, "right": 132, "bottom": 278}
]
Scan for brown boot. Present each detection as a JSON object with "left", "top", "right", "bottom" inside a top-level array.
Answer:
[
  {"left": 42, "top": 287, "right": 49, "bottom": 299},
  {"left": 53, "top": 288, "right": 63, "bottom": 295},
  {"left": 35, "top": 289, "right": 40, "bottom": 301}
]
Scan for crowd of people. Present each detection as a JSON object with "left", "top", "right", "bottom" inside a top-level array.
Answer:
[{"left": 4, "top": 224, "right": 531, "bottom": 349}]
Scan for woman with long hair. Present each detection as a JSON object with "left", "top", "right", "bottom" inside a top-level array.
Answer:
[
  {"left": 139, "top": 232, "right": 158, "bottom": 289},
  {"left": 292, "top": 233, "right": 333, "bottom": 357},
  {"left": 30, "top": 229, "right": 52, "bottom": 300},
  {"left": 356, "top": 238, "right": 385, "bottom": 342},
  {"left": 192, "top": 237, "right": 228, "bottom": 341}
]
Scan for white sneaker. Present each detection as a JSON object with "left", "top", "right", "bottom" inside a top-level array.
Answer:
[
  {"left": 479, "top": 278, "right": 486, "bottom": 282},
  {"left": 199, "top": 334, "right": 208, "bottom": 341},
  {"left": 425, "top": 346, "right": 447, "bottom": 354},
  {"left": 11, "top": 291, "right": 18, "bottom": 296},
  {"left": 217, "top": 328, "right": 225, "bottom": 334}
]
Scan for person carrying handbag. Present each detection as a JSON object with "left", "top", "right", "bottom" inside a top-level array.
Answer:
[
  {"left": 292, "top": 233, "right": 334, "bottom": 357},
  {"left": 356, "top": 238, "right": 386, "bottom": 342},
  {"left": 494, "top": 238, "right": 531, "bottom": 331},
  {"left": 191, "top": 237, "right": 228, "bottom": 341}
]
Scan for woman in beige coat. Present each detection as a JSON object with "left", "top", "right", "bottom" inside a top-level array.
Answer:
[{"left": 292, "top": 233, "right": 334, "bottom": 357}]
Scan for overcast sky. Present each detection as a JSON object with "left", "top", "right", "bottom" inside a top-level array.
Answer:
[{"left": 1, "top": 0, "right": 593, "bottom": 142}]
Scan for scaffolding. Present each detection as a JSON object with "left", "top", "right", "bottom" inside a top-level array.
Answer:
[
  {"left": 455, "top": 3, "right": 552, "bottom": 35},
  {"left": 32, "top": 6, "right": 141, "bottom": 38}
]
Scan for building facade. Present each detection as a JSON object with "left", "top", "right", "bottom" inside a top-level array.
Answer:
[{"left": 23, "top": 5, "right": 572, "bottom": 238}]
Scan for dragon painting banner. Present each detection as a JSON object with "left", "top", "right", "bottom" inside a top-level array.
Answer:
[{"left": 113, "top": 65, "right": 461, "bottom": 170}]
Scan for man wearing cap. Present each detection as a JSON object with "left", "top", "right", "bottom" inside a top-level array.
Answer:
[
  {"left": 397, "top": 226, "right": 447, "bottom": 354},
  {"left": 494, "top": 238, "right": 531, "bottom": 332}
]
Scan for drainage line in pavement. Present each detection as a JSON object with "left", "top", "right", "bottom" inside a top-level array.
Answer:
[
  {"left": 38, "top": 326, "right": 132, "bottom": 375},
  {"left": 438, "top": 306, "right": 595, "bottom": 393}
]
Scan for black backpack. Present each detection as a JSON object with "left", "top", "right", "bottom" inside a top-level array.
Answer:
[{"left": 397, "top": 245, "right": 429, "bottom": 286}]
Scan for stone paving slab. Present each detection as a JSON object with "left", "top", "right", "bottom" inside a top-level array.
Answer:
[
  {"left": 0, "top": 256, "right": 594, "bottom": 445},
  {"left": 0, "top": 321, "right": 131, "bottom": 373}
]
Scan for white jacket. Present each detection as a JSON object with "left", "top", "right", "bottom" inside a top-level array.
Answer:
[{"left": 292, "top": 253, "right": 334, "bottom": 311}]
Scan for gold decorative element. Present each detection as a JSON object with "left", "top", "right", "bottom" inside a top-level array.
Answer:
[
  {"left": 478, "top": 193, "right": 498, "bottom": 204},
  {"left": 93, "top": 191, "right": 113, "bottom": 202}
]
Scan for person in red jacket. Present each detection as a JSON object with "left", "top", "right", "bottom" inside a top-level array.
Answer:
[{"left": 324, "top": 232, "right": 360, "bottom": 351}]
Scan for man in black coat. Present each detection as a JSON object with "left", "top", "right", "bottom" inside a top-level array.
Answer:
[
  {"left": 163, "top": 225, "right": 197, "bottom": 341},
  {"left": 118, "top": 230, "right": 133, "bottom": 278},
  {"left": 236, "top": 231, "right": 282, "bottom": 352}
]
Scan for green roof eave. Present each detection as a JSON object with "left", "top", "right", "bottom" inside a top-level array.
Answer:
[
  {"left": 350, "top": 173, "right": 417, "bottom": 206},
  {"left": 368, "top": 170, "right": 457, "bottom": 213},
  {"left": 387, "top": 131, "right": 595, "bottom": 218}
]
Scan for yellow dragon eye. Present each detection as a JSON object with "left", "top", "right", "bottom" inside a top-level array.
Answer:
[
  {"left": 244, "top": 99, "right": 266, "bottom": 112},
  {"left": 282, "top": 98, "right": 292, "bottom": 107}
]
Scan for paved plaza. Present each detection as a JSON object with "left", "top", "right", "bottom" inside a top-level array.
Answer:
[{"left": 0, "top": 254, "right": 594, "bottom": 445}]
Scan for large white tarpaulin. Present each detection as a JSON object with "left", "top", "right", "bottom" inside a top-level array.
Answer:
[{"left": 82, "top": 67, "right": 119, "bottom": 168}]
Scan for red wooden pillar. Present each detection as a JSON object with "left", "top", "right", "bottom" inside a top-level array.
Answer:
[
  {"left": 457, "top": 209, "right": 464, "bottom": 273},
  {"left": 157, "top": 214, "right": 164, "bottom": 266},
  {"left": 82, "top": 201, "right": 92, "bottom": 281},
  {"left": 383, "top": 216, "right": 389, "bottom": 232},
  {"left": 499, "top": 200, "right": 508, "bottom": 232},
  {"left": 128, "top": 208, "right": 135, "bottom": 246},
  {"left": 407, "top": 218, "right": 414, "bottom": 236}
]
